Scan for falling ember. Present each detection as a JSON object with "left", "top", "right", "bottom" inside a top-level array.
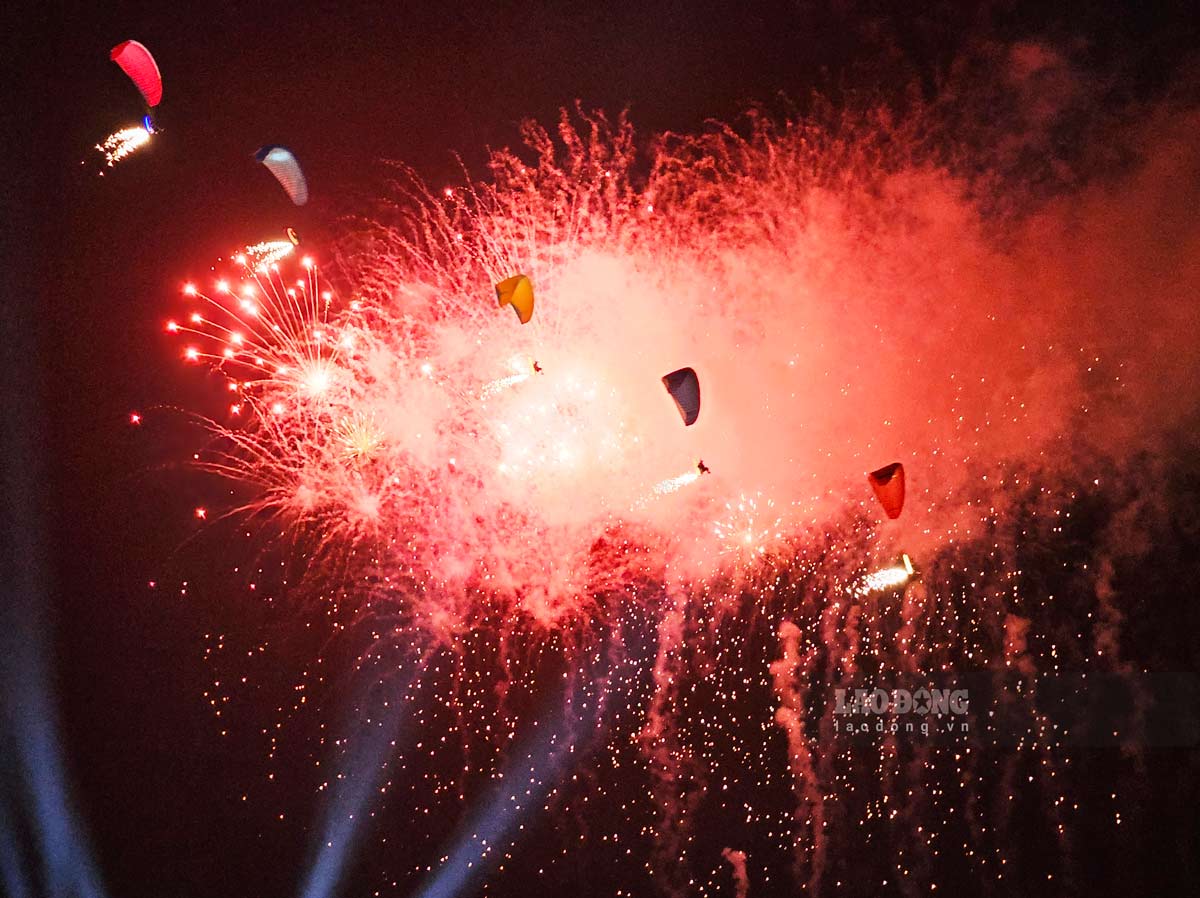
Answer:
[{"left": 94, "top": 125, "right": 152, "bottom": 168}]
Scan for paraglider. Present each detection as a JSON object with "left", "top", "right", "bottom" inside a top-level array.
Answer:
[
  {"left": 662, "top": 367, "right": 701, "bottom": 426},
  {"left": 287, "top": 227, "right": 301, "bottom": 245},
  {"left": 110, "top": 40, "right": 162, "bottom": 108},
  {"left": 92, "top": 41, "right": 160, "bottom": 172},
  {"left": 255, "top": 145, "right": 309, "bottom": 206},
  {"left": 697, "top": 459, "right": 711, "bottom": 475},
  {"left": 867, "top": 462, "right": 906, "bottom": 519},
  {"left": 495, "top": 274, "right": 534, "bottom": 324}
]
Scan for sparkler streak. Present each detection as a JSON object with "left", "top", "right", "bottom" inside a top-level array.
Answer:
[{"left": 94, "top": 126, "right": 151, "bottom": 168}]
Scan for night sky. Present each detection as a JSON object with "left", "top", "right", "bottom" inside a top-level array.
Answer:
[{"left": 4, "top": 2, "right": 1200, "bottom": 897}]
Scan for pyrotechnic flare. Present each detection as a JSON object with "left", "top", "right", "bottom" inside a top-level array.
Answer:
[
  {"left": 649, "top": 467, "right": 701, "bottom": 498},
  {"left": 243, "top": 237, "right": 297, "bottom": 268},
  {"left": 479, "top": 354, "right": 538, "bottom": 398},
  {"left": 856, "top": 553, "right": 915, "bottom": 595},
  {"left": 94, "top": 126, "right": 152, "bottom": 168}
]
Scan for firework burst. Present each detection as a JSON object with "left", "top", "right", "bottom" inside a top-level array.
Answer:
[
  {"left": 713, "top": 492, "right": 784, "bottom": 560},
  {"left": 165, "top": 92, "right": 1200, "bottom": 897}
]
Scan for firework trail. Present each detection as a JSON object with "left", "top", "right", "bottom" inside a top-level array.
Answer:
[
  {"left": 166, "top": 44, "right": 1200, "bottom": 896},
  {"left": 638, "top": 588, "right": 707, "bottom": 893},
  {"left": 721, "top": 847, "right": 749, "bottom": 898}
]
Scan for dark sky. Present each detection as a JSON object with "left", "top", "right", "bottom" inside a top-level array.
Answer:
[{"left": 3, "top": 2, "right": 1198, "bottom": 897}]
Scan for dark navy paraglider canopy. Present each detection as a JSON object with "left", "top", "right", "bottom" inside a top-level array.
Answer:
[{"left": 662, "top": 367, "right": 701, "bottom": 426}]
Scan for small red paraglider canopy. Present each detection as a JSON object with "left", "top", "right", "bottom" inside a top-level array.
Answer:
[
  {"left": 868, "top": 462, "right": 905, "bottom": 519},
  {"left": 110, "top": 40, "right": 163, "bottom": 107}
]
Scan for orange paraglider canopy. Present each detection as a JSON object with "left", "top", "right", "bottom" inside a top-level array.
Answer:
[
  {"left": 495, "top": 274, "right": 534, "bottom": 324},
  {"left": 868, "top": 462, "right": 905, "bottom": 519}
]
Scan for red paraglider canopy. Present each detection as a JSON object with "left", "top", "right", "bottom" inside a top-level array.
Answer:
[
  {"left": 868, "top": 462, "right": 906, "bottom": 519},
  {"left": 110, "top": 40, "right": 162, "bottom": 107}
]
